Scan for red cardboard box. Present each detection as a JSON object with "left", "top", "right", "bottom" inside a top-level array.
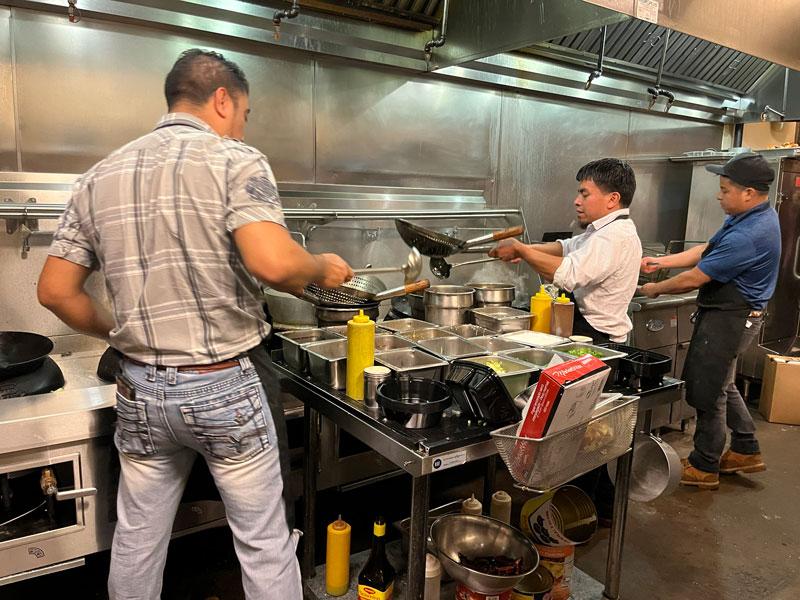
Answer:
[{"left": 516, "top": 355, "right": 610, "bottom": 438}]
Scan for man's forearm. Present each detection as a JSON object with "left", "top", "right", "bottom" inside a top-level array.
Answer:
[
  {"left": 652, "top": 244, "right": 708, "bottom": 269},
  {"left": 529, "top": 242, "right": 563, "bottom": 257},
  {"left": 518, "top": 246, "right": 563, "bottom": 281},
  {"left": 43, "top": 292, "right": 113, "bottom": 340},
  {"left": 649, "top": 268, "right": 709, "bottom": 295}
]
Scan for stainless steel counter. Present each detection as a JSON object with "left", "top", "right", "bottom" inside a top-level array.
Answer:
[
  {"left": 0, "top": 350, "right": 115, "bottom": 455},
  {"left": 277, "top": 356, "right": 684, "bottom": 600}
]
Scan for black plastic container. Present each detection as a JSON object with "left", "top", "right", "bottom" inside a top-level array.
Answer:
[
  {"left": 600, "top": 343, "right": 672, "bottom": 384},
  {"left": 444, "top": 360, "right": 521, "bottom": 426},
  {"left": 376, "top": 377, "right": 452, "bottom": 429}
]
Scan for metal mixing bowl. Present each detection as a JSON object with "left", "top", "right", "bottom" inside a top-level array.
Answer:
[{"left": 430, "top": 514, "right": 539, "bottom": 594}]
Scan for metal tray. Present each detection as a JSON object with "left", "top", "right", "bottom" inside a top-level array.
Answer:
[
  {"left": 276, "top": 328, "right": 343, "bottom": 373},
  {"left": 374, "top": 334, "right": 415, "bottom": 353},
  {"left": 552, "top": 342, "right": 628, "bottom": 362},
  {"left": 304, "top": 339, "right": 348, "bottom": 390},
  {"left": 398, "top": 328, "right": 454, "bottom": 343},
  {"left": 322, "top": 325, "right": 349, "bottom": 337},
  {"left": 378, "top": 318, "right": 438, "bottom": 333},
  {"left": 500, "top": 330, "right": 569, "bottom": 348},
  {"left": 375, "top": 348, "right": 449, "bottom": 381},
  {"left": 500, "top": 347, "right": 574, "bottom": 370},
  {"left": 462, "top": 355, "right": 539, "bottom": 398},
  {"left": 469, "top": 336, "right": 528, "bottom": 354},
  {"left": 414, "top": 337, "right": 488, "bottom": 362},
  {"left": 442, "top": 324, "right": 493, "bottom": 339},
  {"left": 469, "top": 306, "right": 532, "bottom": 333}
]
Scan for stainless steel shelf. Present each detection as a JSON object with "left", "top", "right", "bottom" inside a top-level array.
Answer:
[{"left": 0, "top": 202, "right": 521, "bottom": 222}]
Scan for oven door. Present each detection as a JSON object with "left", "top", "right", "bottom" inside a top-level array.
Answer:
[{"left": 0, "top": 436, "right": 116, "bottom": 582}]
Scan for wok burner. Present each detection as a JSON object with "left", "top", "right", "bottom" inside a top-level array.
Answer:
[{"left": 0, "top": 358, "right": 65, "bottom": 399}]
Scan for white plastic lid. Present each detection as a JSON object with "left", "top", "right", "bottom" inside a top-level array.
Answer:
[
  {"left": 569, "top": 335, "right": 594, "bottom": 344},
  {"left": 425, "top": 553, "right": 441, "bottom": 577},
  {"left": 364, "top": 365, "right": 391, "bottom": 376}
]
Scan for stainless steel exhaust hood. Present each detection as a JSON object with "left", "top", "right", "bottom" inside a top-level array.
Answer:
[{"left": 580, "top": 0, "right": 800, "bottom": 73}]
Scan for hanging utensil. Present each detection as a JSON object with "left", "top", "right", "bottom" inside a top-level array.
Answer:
[
  {"left": 395, "top": 219, "right": 524, "bottom": 258},
  {"left": 352, "top": 247, "right": 423, "bottom": 284},
  {"left": 430, "top": 256, "right": 500, "bottom": 280},
  {"left": 303, "top": 279, "right": 431, "bottom": 307},
  {"left": 585, "top": 25, "right": 607, "bottom": 90},
  {"left": 646, "top": 29, "right": 675, "bottom": 112}
]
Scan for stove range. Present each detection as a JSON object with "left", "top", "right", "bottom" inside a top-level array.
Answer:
[{"left": 0, "top": 357, "right": 65, "bottom": 399}]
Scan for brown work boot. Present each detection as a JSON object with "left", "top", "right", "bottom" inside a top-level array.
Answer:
[
  {"left": 680, "top": 459, "right": 720, "bottom": 490},
  {"left": 719, "top": 449, "right": 766, "bottom": 474}
]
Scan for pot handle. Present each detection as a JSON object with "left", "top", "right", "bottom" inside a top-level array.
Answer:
[
  {"left": 464, "top": 225, "right": 525, "bottom": 247},
  {"left": 373, "top": 279, "right": 430, "bottom": 301}
]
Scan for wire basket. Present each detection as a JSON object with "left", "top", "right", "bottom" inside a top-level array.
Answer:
[{"left": 491, "top": 395, "right": 639, "bottom": 492}]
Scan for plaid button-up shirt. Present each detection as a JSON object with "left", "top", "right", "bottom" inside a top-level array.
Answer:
[{"left": 49, "top": 113, "right": 286, "bottom": 366}]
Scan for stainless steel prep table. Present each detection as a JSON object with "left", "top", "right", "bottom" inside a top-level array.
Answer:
[{"left": 276, "top": 359, "right": 684, "bottom": 600}]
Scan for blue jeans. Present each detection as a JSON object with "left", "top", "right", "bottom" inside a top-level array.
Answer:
[
  {"left": 108, "top": 355, "right": 302, "bottom": 600},
  {"left": 689, "top": 316, "right": 762, "bottom": 473}
]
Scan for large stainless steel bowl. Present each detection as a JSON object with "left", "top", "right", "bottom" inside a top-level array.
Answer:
[
  {"left": 467, "top": 282, "right": 515, "bottom": 307},
  {"left": 430, "top": 514, "right": 539, "bottom": 594}
]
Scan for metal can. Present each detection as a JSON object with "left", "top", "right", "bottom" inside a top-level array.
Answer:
[
  {"left": 455, "top": 582, "right": 512, "bottom": 600},
  {"left": 534, "top": 545, "right": 574, "bottom": 600},
  {"left": 363, "top": 365, "right": 391, "bottom": 408},
  {"left": 511, "top": 564, "right": 555, "bottom": 600}
]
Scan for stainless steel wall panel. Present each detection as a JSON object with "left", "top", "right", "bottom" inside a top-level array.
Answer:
[
  {"left": 12, "top": 9, "right": 315, "bottom": 180},
  {"left": 495, "top": 92, "right": 629, "bottom": 242},
  {"left": 627, "top": 112, "right": 722, "bottom": 157},
  {"left": 314, "top": 60, "right": 500, "bottom": 190},
  {"left": 628, "top": 160, "right": 692, "bottom": 244},
  {"left": 0, "top": 8, "right": 16, "bottom": 171}
]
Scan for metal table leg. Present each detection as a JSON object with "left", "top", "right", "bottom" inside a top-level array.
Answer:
[
  {"left": 483, "top": 455, "right": 497, "bottom": 509},
  {"left": 603, "top": 445, "right": 634, "bottom": 600},
  {"left": 407, "top": 475, "right": 431, "bottom": 600},
  {"left": 302, "top": 404, "right": 320, "bottom": 579}
]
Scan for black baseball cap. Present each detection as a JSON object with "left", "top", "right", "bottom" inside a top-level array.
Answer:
[{"left": 705, "top": 152, "right": 774, "bottom": 191}]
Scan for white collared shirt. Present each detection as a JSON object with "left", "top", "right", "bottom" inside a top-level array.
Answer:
[{"left": 553, "top": 208, "right": 642, "bottom": 342}]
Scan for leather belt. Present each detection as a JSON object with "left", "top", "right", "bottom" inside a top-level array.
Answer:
[
  {"left": 748, "top": 310, "right": 763, "bottom": 318},
  {"left": 124, "top": 356, "right": 240, "bottom": 373}
]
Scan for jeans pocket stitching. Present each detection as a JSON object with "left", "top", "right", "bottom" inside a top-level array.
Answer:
[
  {"left": 179, "top": 386, "right": 270, "bottom": 462},
  {"left": 114, "top": 394, "right": 157, "bottom": 456}
]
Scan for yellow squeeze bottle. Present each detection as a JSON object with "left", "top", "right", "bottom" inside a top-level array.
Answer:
[
  {"left": 325, "top": 516, "right": 351, "bottom": 596},
  {"left": 530, "top": 285, "right": 552, "bottom": 333},
  {"left": 346, "top": 309, "right": 375, "bottom": 401}
]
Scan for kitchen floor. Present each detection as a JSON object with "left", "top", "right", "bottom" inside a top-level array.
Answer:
[
  {"left": 575, "top": 412, "right": 800, "bottom": 600},
  {"left": 3, "top": 409, "right": 798, "bottom": 600}
]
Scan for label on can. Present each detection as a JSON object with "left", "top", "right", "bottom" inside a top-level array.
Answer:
[
  {"left": 536, "top": 545, "right": 574, "bottom": 600},
  {"left": 455, "top": 583, "right": 512, "bottom": 600},
  {"left": 358, "top": 583, "right": 393, "bottom": 599}
]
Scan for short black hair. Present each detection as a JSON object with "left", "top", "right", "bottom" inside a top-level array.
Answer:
[
  {"left": 164, "top": 49, "right": 249, "bottom": 109},
  {"left": 576, "top": 158, "right": 636, "bottom": 207}
]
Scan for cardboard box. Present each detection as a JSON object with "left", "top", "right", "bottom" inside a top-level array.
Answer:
[
  {"left": 509, "top": 356, "right": 610, "bottom": 482},
  {"left": 516, "top": 354, "right": 610, "bottom": 438},
  {"left": 760, "top": 354, "right": 800, "bottom": 425}
]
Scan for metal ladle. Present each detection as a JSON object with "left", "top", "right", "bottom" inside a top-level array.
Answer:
[
  {"left": 353, "top": 247, "right": 422, "bottom": 284},
  {"left": 430, "top": 256, "right": 499, "bottom": 280}
]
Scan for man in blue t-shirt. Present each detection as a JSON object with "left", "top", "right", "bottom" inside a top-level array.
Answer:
[{"left": 639, "top": 153, "right": 780, "bottom": 490}]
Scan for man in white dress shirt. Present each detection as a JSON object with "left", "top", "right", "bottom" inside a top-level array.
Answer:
[{"left": 490, "top": 158, "right": 642, "bottom": 343}]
